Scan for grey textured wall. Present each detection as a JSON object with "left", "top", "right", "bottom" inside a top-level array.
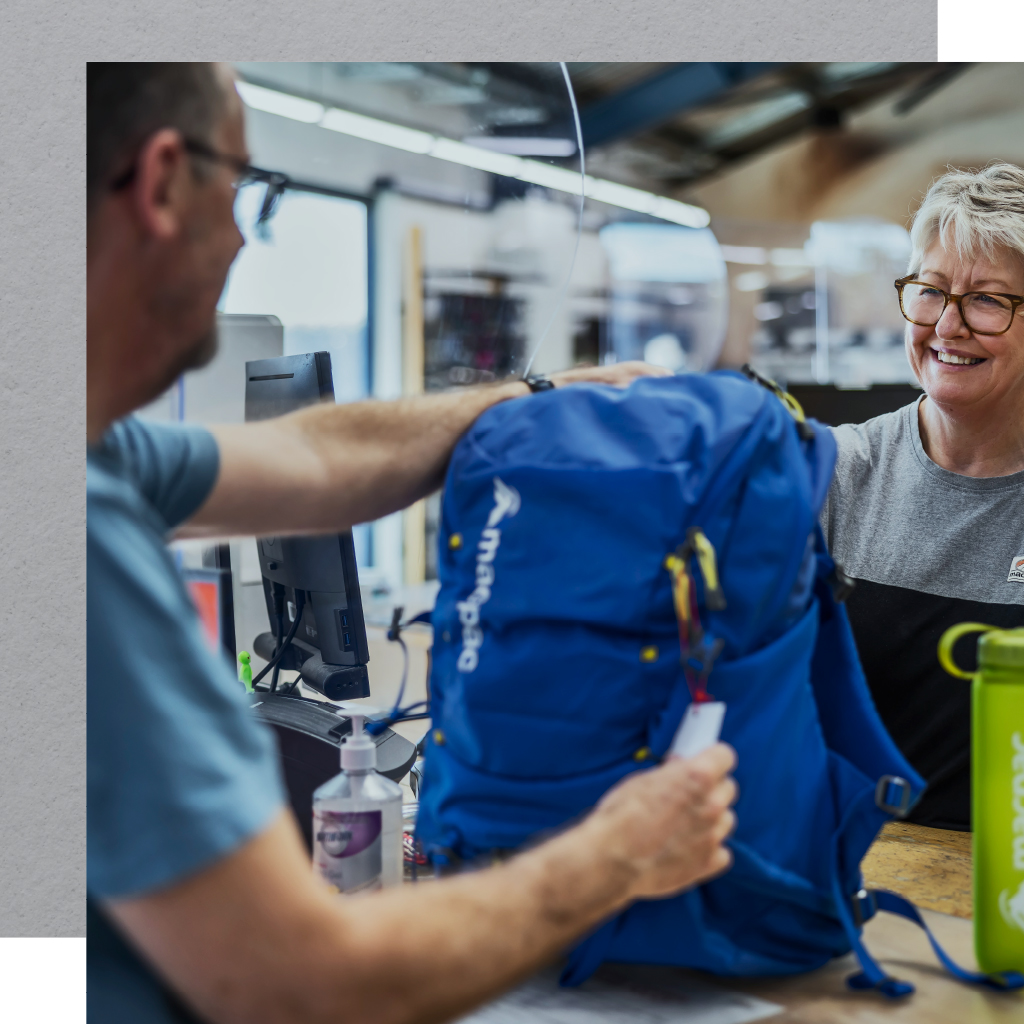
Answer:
[{"left": 0, "top": 2, "right": 936, "bottom": 937}]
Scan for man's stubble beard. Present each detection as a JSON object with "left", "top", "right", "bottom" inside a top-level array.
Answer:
[
  {"left": 180, "top": 321, "right": 219, "bottom": 375},
  {"left": 148, "top": 320, "right": 220, "bottom": 406}
]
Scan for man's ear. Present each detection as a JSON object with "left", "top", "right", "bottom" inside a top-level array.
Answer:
[{"left": 131, "top": 128, "right": 191, "bottom": 241}]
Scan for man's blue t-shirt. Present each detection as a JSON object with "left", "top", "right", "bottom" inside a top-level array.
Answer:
[{"left": 88, "top": 417, "right": 286, "bottom": 1022}]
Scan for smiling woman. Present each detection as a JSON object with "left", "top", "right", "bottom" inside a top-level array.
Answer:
[{"left": 821, "top": 163, "right": 1024, "bottom": 832}]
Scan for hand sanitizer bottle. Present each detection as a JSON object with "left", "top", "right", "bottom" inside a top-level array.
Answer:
[{"left": 312, "top": 713, "right": 404, "bottom": 893}]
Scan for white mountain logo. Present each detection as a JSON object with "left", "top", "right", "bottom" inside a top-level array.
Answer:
[
  {"left": 1000, "top": 879, "right": 1024, "bottom": 933},
  {"left": 487, "top": 476, "right": 521, "bottom": 527}
]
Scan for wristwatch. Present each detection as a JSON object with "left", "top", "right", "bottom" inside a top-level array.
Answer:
[{"left": 524, "top": 374, "right": 555, "bottom": 393}]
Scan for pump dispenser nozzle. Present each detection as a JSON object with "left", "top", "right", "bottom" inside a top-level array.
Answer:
[{"left": 341, "top": 713, "right": 377, "bottom": 771}]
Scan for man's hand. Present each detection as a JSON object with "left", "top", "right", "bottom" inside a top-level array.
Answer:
[
  {"left": 551, "top": 360, "right": 672, "bottom": 389},
  {"left": 106, "top": 743, "right": 737, "bottom": 1024},
  {"left": 583, "top": 743, "right": 737, "bottom": 902}
]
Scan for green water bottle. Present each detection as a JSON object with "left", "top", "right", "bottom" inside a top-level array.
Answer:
[{"left": 939, "top": 623, "right": 1024, "bottom": 974}]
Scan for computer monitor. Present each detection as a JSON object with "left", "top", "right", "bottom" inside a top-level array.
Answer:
[
  {"left": 181, "top": 560, "right": 235, "bottom": 667},
  {"left": 244, "top": 353, "right": 371, "bottom": 701}
]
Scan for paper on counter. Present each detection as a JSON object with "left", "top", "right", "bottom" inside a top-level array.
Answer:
[{"left": 453, "top": 963, "right": 782, "bottom": 1024}]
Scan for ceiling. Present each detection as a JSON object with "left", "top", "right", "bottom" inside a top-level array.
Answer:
[
  {"left": 236, "top": 62, "right": 974, "bottom": 192},
  {"left": 563, "top": 62, "right": 972, "bottom": 189}
]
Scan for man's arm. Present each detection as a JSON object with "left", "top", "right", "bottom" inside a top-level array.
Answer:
[
  {"left": 107, "top": 744, "right": 736, "bottom": 1024},
  {"left": 183, "top": 363, "right": 668, "bottom": 538}
]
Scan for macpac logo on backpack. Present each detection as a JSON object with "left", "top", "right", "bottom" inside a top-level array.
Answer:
[
  {"left": 418, "top": 371, "right": 1023, "bottom": 998},
  {"left": 456, "top": 477, "right": 520, "bottom": 672}
]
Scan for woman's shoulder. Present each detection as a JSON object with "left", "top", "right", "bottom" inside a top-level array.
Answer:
[
  {"left": 829, "top": 398, "right": 920, "bottom": 481},
  {"left": 819, "top": 399, "right": 921, "bottom": 556}
]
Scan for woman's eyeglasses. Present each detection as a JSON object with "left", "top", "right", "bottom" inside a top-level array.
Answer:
[{"left": 895, "top": 276, "right": 1024, "bottom": 337}]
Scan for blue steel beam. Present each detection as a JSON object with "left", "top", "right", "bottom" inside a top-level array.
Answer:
[{"left": 579, "top": 62, "right": 782, "bottom": 149}]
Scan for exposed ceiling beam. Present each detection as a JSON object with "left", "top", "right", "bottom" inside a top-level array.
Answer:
[{"left": 579, "top": 62, "right": 781, "bottom": 149}]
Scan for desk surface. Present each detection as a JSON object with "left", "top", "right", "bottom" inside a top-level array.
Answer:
[
  {"left": 458, "top": 910, "right": 1021, "bottom": 1024},
  {"left": 688, "top": 823, "right": 998, "bottom": 1021},
  {"left": 862, "top": 822, "right": 973, "bottom": 918},
  {"left": 713, "top": 907, "right": 1021, "bottom": 1022},
  {"left": 452, "top": 822, "right": 1012, "bottom": 1023}
]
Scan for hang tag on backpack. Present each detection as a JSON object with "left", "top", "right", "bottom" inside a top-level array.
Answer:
[{"left": 670, "top": 701, "right": 726, "bottom": 759}]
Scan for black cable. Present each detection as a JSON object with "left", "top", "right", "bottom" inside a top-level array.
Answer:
[
  {"left": 385, "top": 605, "right": 410, "bottom": 715},
  {"left": 366, "top": 604, "right": 433, "bottom": 735},
  {"left": 253, "top": 591, "right": 306, "bottom": 690},
  {"left": 270, "top": 583, "right": 285, "bottom": 693}
]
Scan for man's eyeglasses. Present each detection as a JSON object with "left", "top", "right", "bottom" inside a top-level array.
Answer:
[
  {"left": 110, "top": 137, "right": 292, "bottom": 228},
  {"left": 895, "top": 276, "right": 1024, "bottom": 337}
]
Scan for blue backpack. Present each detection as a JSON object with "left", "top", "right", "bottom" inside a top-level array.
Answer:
[{"left": 414, "top": 371, "right": 1023, "bottom": 996}]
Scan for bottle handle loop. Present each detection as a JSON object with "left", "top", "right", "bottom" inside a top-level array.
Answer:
[{"left": 937, "top": 622, "right": 998, "bottom": 679}]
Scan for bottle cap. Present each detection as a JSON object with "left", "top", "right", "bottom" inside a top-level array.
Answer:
[
  {"left": 341, "top": 713, "right": 377, "bottom": 771},
  {"left": 979, "top": 628, "right": 1024, "bottom": 671}
]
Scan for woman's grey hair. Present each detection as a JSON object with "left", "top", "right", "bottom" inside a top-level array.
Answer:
[{"left": 908, "top": 162, "right": 1024, "bottom": 274}]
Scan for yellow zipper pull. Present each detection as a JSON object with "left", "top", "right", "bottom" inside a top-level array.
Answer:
[
  {"left": 687, "top": 528, "right": 727, "bottom": 611},
  {"left": 663, "top": 552, "right": 692, "bottom": 629}
]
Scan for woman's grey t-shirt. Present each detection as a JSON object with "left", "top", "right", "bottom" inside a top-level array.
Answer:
[{"left": 821, "top": 398, "right": 1024, "bottom": 831}]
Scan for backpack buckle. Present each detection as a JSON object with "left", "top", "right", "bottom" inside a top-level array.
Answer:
[
  {"left": 850, "top": 888, "right": 878, "bottom": 928},
  {"left": 875, "top": 775, "right": 913, "bottom": 817}
]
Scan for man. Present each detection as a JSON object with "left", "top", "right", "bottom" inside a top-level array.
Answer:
[{"left": 88, "top": 63, "right": 738, "bottom": 1024}]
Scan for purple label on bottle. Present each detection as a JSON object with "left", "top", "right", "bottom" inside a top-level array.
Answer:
[
  {"left": 313, "top": 810, "right": 383, "bottom": 893},
  {"left": 316, "top": 811, "right": 382, "bottom": 858}
]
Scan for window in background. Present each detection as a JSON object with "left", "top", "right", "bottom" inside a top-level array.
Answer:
[{"left": 220, "top": 185, "right": 372, "bottom": 563}]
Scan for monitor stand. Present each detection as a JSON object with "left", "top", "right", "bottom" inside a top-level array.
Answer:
[{"left": 253, "top": 631, "right": 369, "bottom": 701}]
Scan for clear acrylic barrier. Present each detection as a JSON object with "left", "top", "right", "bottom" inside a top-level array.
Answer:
[
  {"left": 749, "top": 220, "right": 914, "bottom": 387},
  {"left": 599, "top": 223, "right": 728, "bottom": 373},
  {"left": 222, "top": 63, "right": 722, "bottom": 588},
  {"left": 228, "top": 62, "right": 586, "bottom": 390}
]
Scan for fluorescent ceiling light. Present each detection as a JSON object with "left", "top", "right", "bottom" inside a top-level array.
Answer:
[
  {"left": 719, "top": 245, "right": 767, "bottom": 265},
  {"left": 431, "top": 137, "right": 525, "bottom": 177},
  {"left": 735, "top": 270, "right": 769, "bottom": 292},
  {"left": 321, "top": 106, "right": 434, "bottom": 154},
  {"left": 239, "top": 84, "right": 326, "bottom": 124},
  {"left": 236, "top": 80, "right": 710, "bottom": 229},
  {"left": 463, "top": 136, "right": 577, "bottom": 157},
  {"left": 770, "top": 247, "right": 813, "bottom": 267}
]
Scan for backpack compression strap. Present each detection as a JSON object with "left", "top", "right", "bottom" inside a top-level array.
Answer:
[
  {"left": 845, "top": 889, "right": 1024, "bottom": 995},
  {"left": 830, "top": 827, "right": 1024, "bottom": 997}
]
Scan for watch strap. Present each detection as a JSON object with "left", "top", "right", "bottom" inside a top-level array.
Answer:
[{"left": 524, "top": 374, "right": 555, "bottom": 393}]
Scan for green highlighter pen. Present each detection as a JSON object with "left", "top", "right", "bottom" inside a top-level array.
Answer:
[
  {"left": 939, "top": 624, "right": 1024, "bottom": 974},
  {"left": 237, "top": 650, "right": 253, "bottom": 693}
]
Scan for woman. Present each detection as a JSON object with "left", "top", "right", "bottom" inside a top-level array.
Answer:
[{"left": 821, "top": 163, "right": 1024, "bottom": 832}]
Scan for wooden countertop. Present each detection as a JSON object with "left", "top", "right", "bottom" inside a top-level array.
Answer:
[
  {"left": 722, "top": 822, "right": 991, "bottom": 1020},
  {"left": 717, "top": 907, "right": 1021, "bottom": 1023},
  {"left": 861, "top": 822, "right": 973, "bottom": 918},
  {"left": 459, "top": 911, "right": 1021, "bottom": 1024},
  {"left": 451, "top": 822, "right": 1016, "bottom": 1023}
]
